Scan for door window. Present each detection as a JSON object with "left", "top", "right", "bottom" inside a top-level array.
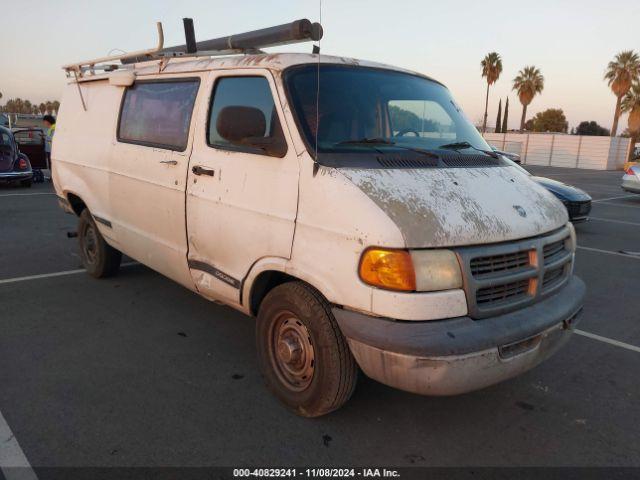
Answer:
[
  {"left": 118, "top": 79, "right": 200, "bottom": 151},
  {"left": 207, "top": 76, "right": 286, "bottom": 156}
]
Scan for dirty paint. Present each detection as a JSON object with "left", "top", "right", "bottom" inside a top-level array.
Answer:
[{"left": 340, "top": 166, "right": 568, "bottom": 248}]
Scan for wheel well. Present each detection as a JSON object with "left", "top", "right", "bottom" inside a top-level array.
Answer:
[
  {"left": 249, "top": 270, "right": 297, "bottom": 316},
  {"left": 66, "top": 193, "right": 87, "bottom": 216}
]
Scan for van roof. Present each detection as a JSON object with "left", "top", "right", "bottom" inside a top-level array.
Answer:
[{"left": 78, "top": 53, "right": 443, "bottom": 86}]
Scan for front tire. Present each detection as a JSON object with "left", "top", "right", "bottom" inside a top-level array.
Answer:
[
  {"left": 78, "top": 209, "right": 122, "bottom": 278},
  {"left": 20, "top": 179, "right": 32, "bottom": 188},
  {"left": 256, "top": 282, "right": 358, "bottom": 417}
]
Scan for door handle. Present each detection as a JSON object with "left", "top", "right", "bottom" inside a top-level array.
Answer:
[
  {"left": 159, "top": 160, "right": 178, "bottom": 165},
  {"left": 192, "top": 165, "right": 215, "bottom": 176}
]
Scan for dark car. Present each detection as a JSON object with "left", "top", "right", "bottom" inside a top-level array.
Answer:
[
  {"left": 0, "top": 126, "right": 33, "bottom": 187},
  {"left": 501, "top": 156, "right": 592, "bottom": 222},
  {"left": 532, "top": 175, "right": 592, "bottom": 222},
  {"left": 12, "top": 127, "right": 47, "bottom": 170}
]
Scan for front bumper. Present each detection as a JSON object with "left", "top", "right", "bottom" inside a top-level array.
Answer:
[
  {"left": 333, "top": 276, "right": 585, "bottom": 396},
  {"left": 0, "top": 171, "right": 32, "bottom": 181},
  {"left": 564, "top": 200, "right": 591, "bottom": 222}
]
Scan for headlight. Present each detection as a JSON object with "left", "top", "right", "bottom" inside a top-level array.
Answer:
[
  {"left": 359, "top": 248, "right": 462, "bottom": 292},
  {"left": 411, "top": 250, "right": 463, "bottom": 291}
]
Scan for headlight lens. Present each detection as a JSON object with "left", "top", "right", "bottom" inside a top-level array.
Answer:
[
  {"left": 359, "top": 248, "right": 463, "bottom": 292},
  {"left": 411, "top": 249, "right": 463, "bottom": 291}
]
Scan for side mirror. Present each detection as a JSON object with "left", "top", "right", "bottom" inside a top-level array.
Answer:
[{"left": 216, "top": 106, "right": 286, "bottom": 157}]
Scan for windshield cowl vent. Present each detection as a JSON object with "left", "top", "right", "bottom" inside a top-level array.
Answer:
[
  {"left": 441, "top": 154, "right": 502, "bottom": 168},
  {"left": 376, "top": 156, "right": 439, "bottom": 169}
]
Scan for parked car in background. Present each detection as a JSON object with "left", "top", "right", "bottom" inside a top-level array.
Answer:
[
  {"left": 12, "top": 128, "right": 47, "bottom": 171},
  {"left": 0, "top": 125, "right": 33, "bottom": 187},
  {"left": 0, "top": 114, "right": 9, "bottom": 127},
  {"left": 502, "top": 157, "right": 592, "bottom": 222},
  {"left": 622, "top": 165, "right": 640, "bottom": 194}
]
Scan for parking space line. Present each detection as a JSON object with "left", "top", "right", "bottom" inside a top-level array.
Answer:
[
  {"left": 594, "top": 201, "right": 640, "bottom": 209},
  {"left": 0, "top": 192, "right": 55, "bottom": 197},
  {"left": 0, "top": 262, "right": 139, "bottom": 286},
  {"left": 576, "top": 246, "right": 640, "bottom": 259},
  {"left": 0, "top": 409, "right": 38, "bottom": 480},
  {"left": 592, "top": 194, "right": 638, "bottom": 203},
  {"left": 575, "top": 329, "right": 640, "bottom": 354},
  {"left": 589, "top": 216, "right": 640, "bottom": 227}
]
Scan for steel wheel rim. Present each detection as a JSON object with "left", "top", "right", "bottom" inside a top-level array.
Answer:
[
  {"left": 82, "top": 223, "right": 98, "bottom": 265},
  {"left": 269, "top": 312, "right": 315, "bottom": 392}
]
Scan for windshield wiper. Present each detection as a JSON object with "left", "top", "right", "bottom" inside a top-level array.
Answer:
[
  {"left": 438, "top": 141, "right": 499, "bottom": 158},
  {"left": 335, "top": 138, "right": 395, "bottom": 145}
]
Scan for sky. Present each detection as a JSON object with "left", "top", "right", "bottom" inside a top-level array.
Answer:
[{"left": 1, "top": 0, "right": 638, "bottom": 131}]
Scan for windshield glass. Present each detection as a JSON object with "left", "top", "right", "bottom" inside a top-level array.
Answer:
[{"left": 285, "top": 65, "right": 491, "bottom": 156}]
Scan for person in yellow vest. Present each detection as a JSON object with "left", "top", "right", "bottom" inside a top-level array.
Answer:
[{"left": 43, "top": 115, "right": 56, "bottom": 181}]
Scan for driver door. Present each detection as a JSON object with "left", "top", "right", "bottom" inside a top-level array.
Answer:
[{"left": 186, "top": 70, "right": 299, "bottom": 305}]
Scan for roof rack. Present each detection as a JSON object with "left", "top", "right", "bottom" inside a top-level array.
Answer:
[
  {"left": 63, "top": 18, "right": 323, "bottom": 77},
  {"left": 62, "top": 22, "right": 165, "bottom": 76}
]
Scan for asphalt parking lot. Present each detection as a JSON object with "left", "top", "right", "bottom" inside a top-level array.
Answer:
[{"left": 1, "top": 166, "right": 639, "bottom": 476}]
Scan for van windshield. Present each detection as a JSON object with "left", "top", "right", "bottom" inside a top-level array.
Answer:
[{"left": 284, "top": 64, "right": 492, "bottom": 163}]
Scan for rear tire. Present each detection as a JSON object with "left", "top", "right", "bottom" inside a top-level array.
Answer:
[
  {"left": 256, "top": 281, "right": 358, "bottom": 417},
  {"left": 78, "top": 209, "right": 122, "bottom": 278}
]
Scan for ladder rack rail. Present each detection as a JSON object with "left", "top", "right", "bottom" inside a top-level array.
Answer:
[{"left": 62, "top": 22, "right": 165, "bottom": 76}]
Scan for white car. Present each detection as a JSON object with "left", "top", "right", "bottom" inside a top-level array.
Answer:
[
  {"left": 622, "top": 165, "right": 640, "bottom": 194},
  {"left": 53, "top": 19, "right": 585, "bottom": 416}
]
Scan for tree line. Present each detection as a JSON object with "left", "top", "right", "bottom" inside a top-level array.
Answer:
[
  {"left": 0, "top": 93, "right": 60, "bottom": 115},
  {"left": 479, "top": 50, "right": 640, "bottom": 149}
]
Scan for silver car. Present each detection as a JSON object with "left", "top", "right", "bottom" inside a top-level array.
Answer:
[{"left": 622, "top": 165, "right": 640, "bottom": 194}]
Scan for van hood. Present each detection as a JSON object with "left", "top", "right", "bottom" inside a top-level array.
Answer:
[{"left": 339, "top": 166, "right": 568, "bottom": 248}]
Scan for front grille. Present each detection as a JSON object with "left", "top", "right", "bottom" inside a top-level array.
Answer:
[
  {"left": 543, "top": 240, "right": 566, "bottom": 263},
  {"left": 470, "top": 250, "right": 530, "bottom": 277},
  {"left": 542, "top": 266, "right": 565, "bottom": 290},
  {"left": 457, "top": 227, "right": 574, "bottom": 319},
  {"left": 477, "top": 280, "right": 530, "bottom": 305},
  {"left": 566, "top": 200, "right": 591, "bottom": 218}
]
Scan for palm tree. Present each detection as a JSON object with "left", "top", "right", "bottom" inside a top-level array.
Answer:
[
  {"left": 39, "top": 103, "right": 46, "bottom": 115},
  {"left": 512, "top": 66, "right": 544, "bottom": 131},
  {"left": 605, "top": 51, "right": 640, "bottom": 137},
  {"left": 52, "top": 101, "right": 60, "bottom": 114},
  {"left": 621, "top": 81, "right": 640, "bottom": 162},
  {"left": 481, "top": 52, "right": 503, "bottom": 133}
]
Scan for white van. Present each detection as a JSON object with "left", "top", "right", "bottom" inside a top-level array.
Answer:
[{"left": 54, "top": 20, "right": 585, "bottom": 417}]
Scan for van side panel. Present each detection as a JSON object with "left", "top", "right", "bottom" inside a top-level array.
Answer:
[{"left": 53, "top": 80, "right": 120, "bottom": 246}]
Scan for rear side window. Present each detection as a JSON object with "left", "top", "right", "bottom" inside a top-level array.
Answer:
[
  {"left": 118, "top": 79, "right": 200, "bottom": 151},
  {"left": 207, "top": 76, "right": 286, "bottom": 155},
  {"left": 14, "top": 130, "right": 44, "bottom": 146}
]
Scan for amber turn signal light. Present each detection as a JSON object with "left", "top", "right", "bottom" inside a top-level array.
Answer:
[{"left": 359, "top": 248, "right": 416, "bottom": 291}]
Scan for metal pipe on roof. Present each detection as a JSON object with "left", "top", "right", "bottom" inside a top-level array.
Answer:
[{"left": 122, "top": 19, "right": 322, "bottom": 64}]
